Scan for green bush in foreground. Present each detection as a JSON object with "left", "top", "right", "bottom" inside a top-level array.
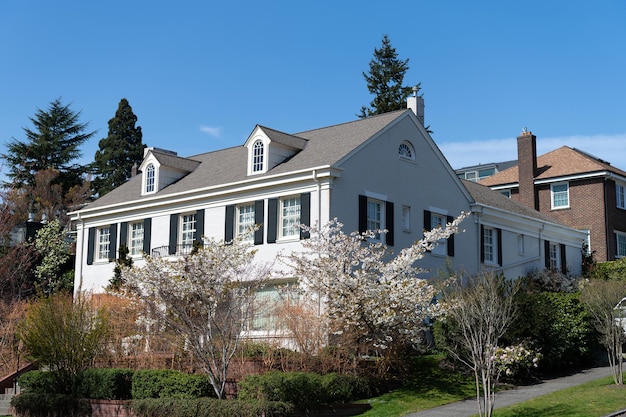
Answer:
[
  {"left": 130, "top": 397, "right": 293, "bottom": 417},
  {"left": 17, "top": 371, "right": 58, "bottom": 394},
  {"left": 132, "top": 369, "right": 214, "bottom": 399},
  {"left": 11, "top": 392, "right": 91, "bottom": 417},
  {"left": 79, "top": 368, "right": 134, "bottom": 400}
]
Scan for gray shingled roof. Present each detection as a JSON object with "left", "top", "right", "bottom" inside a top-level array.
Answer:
[
  {"left": 151, "top": 150, "right": 201, "bottom": 172},
  {"left": 83, "top": 110, "right": 409, "bottom": 210},
  {"left": 462, "top": 179, "right": 566, "bottom": 225}
]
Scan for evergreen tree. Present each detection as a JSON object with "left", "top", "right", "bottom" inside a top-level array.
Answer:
[
  {"left": 2, "top": 98, "right": 95, "bottom": 193},
  {"left": 92, "top": 98, "right": 144, "bottom": 196},
  {"left": 359, "top": 35, "right": 414, "bottom": 118}
]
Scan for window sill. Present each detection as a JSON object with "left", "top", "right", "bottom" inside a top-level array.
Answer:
[{"left": 550, "top": 206, "right": 570, "bottom": 211}]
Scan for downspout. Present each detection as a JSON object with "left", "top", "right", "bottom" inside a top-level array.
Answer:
[
  {"left": 75, "top": 213, "right": 84, "bottom": 295},
  {"left": 312, "top": 169, "right": 322, "bottom": 227}
]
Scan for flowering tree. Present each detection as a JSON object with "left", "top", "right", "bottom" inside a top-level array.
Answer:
[
  {"left": 122, "top": 236, "right": 270, "bottom": 399},
  {"left": 284, "top": 213, "right": 468, "bottom": 356},
  {"left": 441, "top": 273, "right": 521, "bottom": 417},
  {"left": 33, "top": 219, "right": 71, "bottom": 294}
]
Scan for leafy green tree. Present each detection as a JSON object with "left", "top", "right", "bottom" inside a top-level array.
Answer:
[
  {"left": 359, "top": 35, "right": 414, "bottom": 118},
  {"left": 18, "top": 293, "right": 109, "bottom": 395},
  {"left": 92, "top": 98, "right": 144, "bottom": 196},
  {"left": 2, "top": 98, "right": 95, "bottom": 193}
]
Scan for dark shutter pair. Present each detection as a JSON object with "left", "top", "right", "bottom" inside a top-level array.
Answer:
[
  {"left": 268, "top": 193, "right": 311, "bottom": 243},
  {"left": 225, "top": 200, "right": 265, "bottom": 244},
  {"left": 86, "top": 223, "right": 118, "bottom": 265},
  {"left": 169, "top": 209, "right": 205, "bottom": 255},
  {"left": 480, "top": 225, "right": 502, "bottom": 266},
  {"left": 422, "top": 209, "right": 454, "bottom": 256},
  {"left": 358, "top": 195, "right": 395, "bottom": 246},
  {"left": 119, "top": 219, "right": 153, "bottom": 255},
  {"left": 544, "top": 240, "right": 567, "bottom": 273}
]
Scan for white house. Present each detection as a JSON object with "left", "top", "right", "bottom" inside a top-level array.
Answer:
[{"left": 71, "top": 100, "right": 586, "bottom": 303}]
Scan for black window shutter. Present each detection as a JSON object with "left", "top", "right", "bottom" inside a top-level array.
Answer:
[
  {"left": 267, "top": 198, "right": 278, "bottom": 243},
  {"left": 109, "top": 223, "right": 118, "bottom": 261},
  {"left": 544, "top": 240, "right": 551, "bottom": 269},
  {"left": 480, "top": 225, "right": 485, "bottom": 263},
  {"left": 358, "top": 195, "right": 367, "bottom": 234},
  {"left": 300, "top": 193, "right": 311, "bottom": 240},
  {"left": 87, "top": 227, "right": 95, "bottom": 265},
  {"left": 447, "top": 215, "right": 455, "bottom": 257},
  {"left": 225, "top": 205, "right": 235, "bottom": 242},
  {"left": 195, "top": 209, "right": 205, "bottom": 244},
  {"left": 423, "top": 210, "right": 432, "bottom": 231},
  {"left": 560, "top": 244, "right": 567, "bottom": 274},
  {"left": 143, "top": 218, "right": 152, "bottom": 254},
  {"left": 385, "top": 201, "right": 394, "bottom": 246},
  {"left": 169, "top": 214, "right": 178, "bottom": 255},
  {"left": 119, "top": 222, "right": 128, "bottom": 250},
  {"left": 496, "top": 228, "right": 503, "bottom": 266},
  {"left": 254, "top": 200, "right": 265, "bottom": 245}
]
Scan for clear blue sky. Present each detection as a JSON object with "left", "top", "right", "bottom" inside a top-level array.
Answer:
[{"left": 1, "top": 1, "right": 625, "bottom": 173}]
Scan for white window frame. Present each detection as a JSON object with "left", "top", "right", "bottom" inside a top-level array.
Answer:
[
  {"left": 464, "top": 171, "right": 478, "bottom": 181},
  {"left": 431, "top": 212, "right": 447, "bottom": 256},
  {"left": 252, "top": 140, "right": 264, "bottom": 173},
  {"left": 617, "top": 231, "right": 626, "bottom": 258},
  {"left": 279, "top": 196, "right": 301, "bottom": 239},
  {"left": 180, "top": 213, "right": 196, "bottom": 247},
  {"left": 483, "top": 226, "right": 496, "bottom": 265},
  {"left": 96, "top": 226, "right": 111, "bottom": 262},
  {"left": 237, "top": 203, "right": 255, "bottom": 242},
  {"left": 517, "top": 234, "right": 525, "bottom": 256},
  {"left": 398, "top": 141, "right": 415, "bottom": 161},
  {"left": 551, "top": 182, "right": 570, "bottom": 209},
  {"left": 367, "top": 198, "right": 383, "bottom": 241},
  {"left": 402, "top": 205, "right": 411, "bottom": 232},
  {"left": 145, "top": 163, "right": 156, "bottom": 194},
  {"left": 129, "top": 221, "right": 144, "bottom": 257},
  {"left": 617, "top": 183, "right": 626, "bottom": 209},
  {"left": 549, "top": 242, "right": 559, "bottom": 270}
]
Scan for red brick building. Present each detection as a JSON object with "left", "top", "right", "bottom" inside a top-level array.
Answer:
[{"left": 480, "top": 130, "right": 626, "bottom": 262}]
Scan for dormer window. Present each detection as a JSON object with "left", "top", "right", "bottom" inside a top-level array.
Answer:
[
  {"left": 399, "top": 141, "right": 415, "bottom": 161},
  {"left": 252, "top": 140, "right": 264, "bottom": 172},
  {"left": 145, "top": 163, "right": 155, "bottom": 193}
]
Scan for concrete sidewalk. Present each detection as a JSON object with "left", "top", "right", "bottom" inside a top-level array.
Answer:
[{"left": 403, "top": 365, "right": 614, "bottom": 417}]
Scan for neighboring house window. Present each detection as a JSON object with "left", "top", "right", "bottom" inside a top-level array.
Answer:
[
  {"left": 180, "top": 213, "right": 196, "bottom": 247},
  {"left": 402, "top": 205, "right": 411, "bottom": 231},
  {"left": 97, "top": 226, "right": 111, "bottom": 261},
  {"left": 398, "top": 142, "right": 414, "bottom": 160},
  {"left": 478, "top": 168, "right": 495, "bottom": 180},
  {"left": 129, "top": 222, "right": 144, "bottom": 256},
  {"left": 501, "top": 189, "right": 511, "bottom": 198},
  {"left": 280, "top": 196, "right": 301, "bottom": 239},
  {"left": 617, "top": 232, "right": 626, "bottom": 258},
  {"left": 145, "top": 163, "right": 155, "bottom": 193},
  {"left": 252, "top": 140, "right": 264, "bottom": 172},
  {"left": 237, "top": 203, "right": 255, "bottom": 242},
  {"left": 551, "top": 182, "right": 569, "bottom": 209},
  {"left": 617, "top": 183, "right": 626, "bottom": 209}
]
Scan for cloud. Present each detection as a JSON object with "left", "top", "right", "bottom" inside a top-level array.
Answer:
[
  {"left": 199, "top": 125, "right": 222, "bottom": 138},
  {"left": 439, "top": 133, "right": 626, "bottom": 171}
]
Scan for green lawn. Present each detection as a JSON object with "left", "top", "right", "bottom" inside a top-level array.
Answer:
[
  {"left": 359, "top": 355, "right": 626, "bottom": 417},
  {"left": 359, "top": 354, "right": 477, "bottom": 416}
]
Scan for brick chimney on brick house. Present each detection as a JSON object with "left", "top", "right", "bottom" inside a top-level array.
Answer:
[{"left": 517, "top": 129, "right": 538, "bottom": 210}]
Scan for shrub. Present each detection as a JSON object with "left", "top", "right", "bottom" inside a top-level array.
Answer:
[
  {"left": 132, "top": 369, "right": 214, "bottom": 399},
  {"left": 130, "top": 397, "right": 293, "bottom": 417},
  {"left": 11, "top": 392, "right": 91, "bottom": 417},
  {"left": 78, "top": 368, "right": 133, "bottom": 400},
  {"left": 18, "top": 370, "right": 58, "bottom": 393}
]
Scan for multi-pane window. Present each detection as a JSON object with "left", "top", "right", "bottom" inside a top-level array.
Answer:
[
  {"left": 145, "top": 164, "right": 155, "bottom": 193},
  {"left": 180, "top": 214, "right": 196, "bottom": 246},
  {"left": 252, "top": 140, "right": 264, "bottom": 172},
  {"left": 551, "top": 183, "right": 569, "bottom": 209},
  {"left": 367, "top": 199, "right": 382, "bottom": 240},
  {"left": 237, "top": 204, "right": 255, "bottom": 241},
  {"left": 398, "top": 142, "right": 414, "bottom": 160},
  {"left": 431, "top": 213, "right": 446, "bottom": 255},
  {"left": 617, "top": 232, "right": 626, "bottom": 258},
  {"left": 97, "top": 227, "right": 111, "bottom": 261},
  {"left": 129, "top": 222, "right": 144, "bottom": 256},
  {"left": 549, "top": 243, "right": 558, "bottom": 269},
  {"left": 483, "top": 227, "right": 495, "bottom": 263},
  {"left": 280, "top": 196, "right": 301, "bottom": 238},
  {"left": 617, "top": 184, "right": 626, "bottom": 209},
  {"left": 402, "top": 205, "right": 411, "bottom": 231}
]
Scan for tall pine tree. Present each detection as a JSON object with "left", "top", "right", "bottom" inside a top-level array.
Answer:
[
  {"left": 359, "top": 35, "right": 414, "bottom": 118},
  {"left": 2, "top": 98, "right": 95, "bottom": 193},
  {"left": 92, "top": 98, "right": 144, "bottom": 196}
]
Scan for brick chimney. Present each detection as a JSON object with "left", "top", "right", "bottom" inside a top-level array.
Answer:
[{"left": 517, "top": 129, "right": 538, "bottom": 210}]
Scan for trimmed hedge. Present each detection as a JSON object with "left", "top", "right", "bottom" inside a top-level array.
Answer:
[
  {"left": 131, "top": 369, "right": 215, "bottom": 399},
  {"left": 131, "top": 397, "right": 293, "bottom": 417},
  {"left": 79, "top": 368, "right": 134, "bottom": 400},
  {"left": 237, "top": 371, "right": 372, "bottom": 407},
  {"left": 11, "top": 392, "right": 91, "bottom": 417}
]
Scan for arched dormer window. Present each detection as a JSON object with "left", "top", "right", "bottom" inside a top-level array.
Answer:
[
  {"left": 145, "top": 163, "right": 155, "bottom": 193},
  {"left": 398, "top": 141, "right": 415, "bottom": 161},
  {"left": 252, "top": 140, "right": 264, "bottom": 172}
]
